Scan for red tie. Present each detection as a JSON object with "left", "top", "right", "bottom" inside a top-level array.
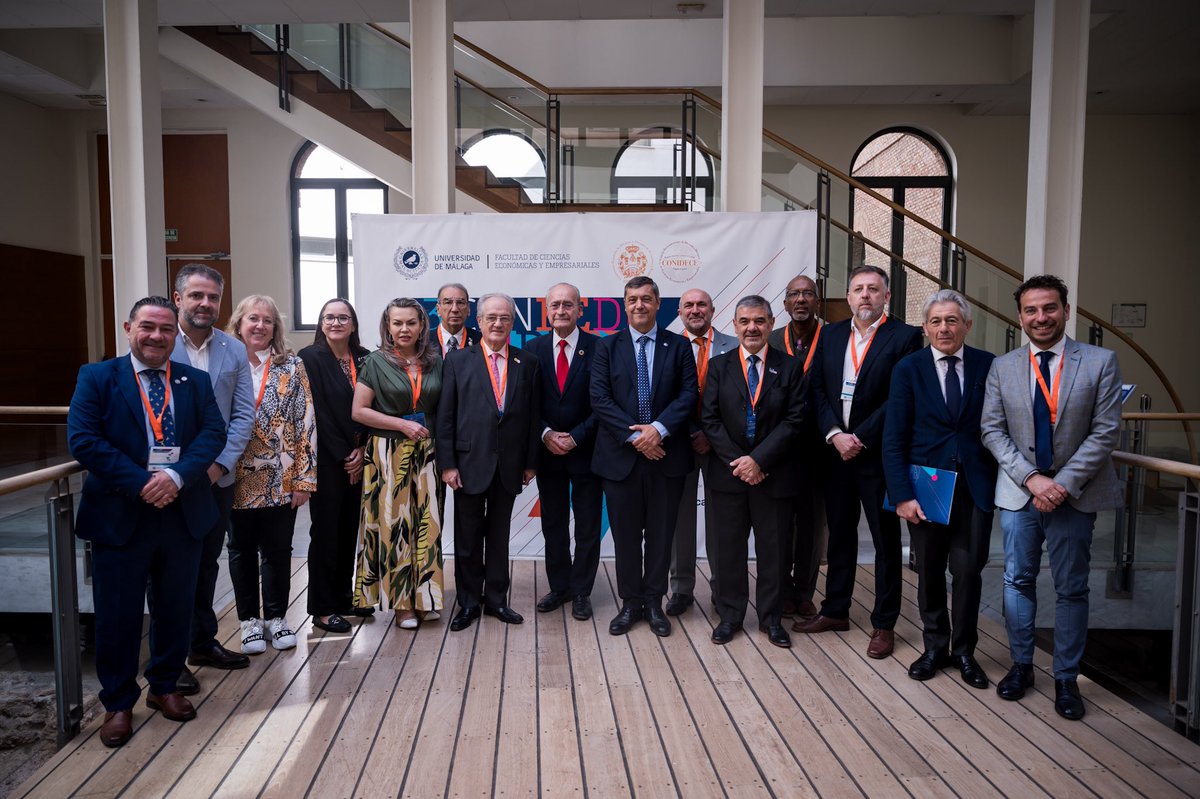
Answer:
[{"left": 556, "top": 340, "right": 569, "bottom": 393}]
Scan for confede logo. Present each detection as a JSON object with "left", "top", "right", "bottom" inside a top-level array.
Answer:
[
  {"left": 659, "top": 241, "right": 700, "bottom": 283},
  {"left": 613, "top": 242, "right": 651, "bottom": 280},
  {"left": 394, "top": 245, "right": 428, "bottom": 279}
]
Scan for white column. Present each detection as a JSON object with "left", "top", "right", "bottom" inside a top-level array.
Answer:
[
  {"left": 410, "top": 0, "right": 455, "bottom": 214},
  {"left": 720, "top": 0, "right": 765, "bottom": 213},
  {"left": 103, "top": 0, "right": 166, "bottom": 337},
  {"left": 1023, "top": 0, "right": 1090, "bottom": 305}
]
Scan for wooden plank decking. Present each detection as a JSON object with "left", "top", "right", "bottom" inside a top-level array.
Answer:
[{"left": 12, "top": 557, "right": 1200, "bottom": 798}]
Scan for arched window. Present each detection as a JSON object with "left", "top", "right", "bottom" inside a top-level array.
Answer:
[
  {"left": 291, "top": 142, "right": 389, "bottom": 328},
  {"left": 612, "top": 127, "right": 714, "bottom": 211},
  {"left": 849, "top": 127, "right": 953, "bottom": 323},
  {"left": 461, "top": 130, "right": 546, "bottom": 203}
]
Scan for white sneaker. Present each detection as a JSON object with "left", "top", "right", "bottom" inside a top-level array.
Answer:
[
  {"left": 267, "top": 617, "right": 297, "bottom": 650},
  {"left": 240, "top": 618, "right": 266, "bottom": 655},
  {"left": 423, "top": 610, "right": 441, "bottom": 621}
]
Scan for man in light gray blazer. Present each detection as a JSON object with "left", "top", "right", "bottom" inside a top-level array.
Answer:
[
  {"left": 169, "top": 264, "right": 256, "bottom": 690},
  {"left": 666, "top": 288, "right": 738, "bottom": 616},
  {"left": 981, "top": 274, "right": 1122, "bottom": 722}
]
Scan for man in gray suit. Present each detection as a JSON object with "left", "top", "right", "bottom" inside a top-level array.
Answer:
[
  {"left": 169, "top": 264, "right": 256, "bottom": 691},
  {"left": 666, "top": 287, "right": 737, "bottom": 616},
  {"left": 981, "top": 274, "right": 1123, "bottom": 721}
]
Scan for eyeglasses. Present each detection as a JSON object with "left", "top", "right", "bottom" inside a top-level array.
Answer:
[
  {"left": 481, "top": 314, "right": 513, "bottom": 325},
  {"left": 785, "top": 290, "right": 818, "bottom": 300},
  {"left": 322, "top": 314, "right": 352, "bottom": 325}
]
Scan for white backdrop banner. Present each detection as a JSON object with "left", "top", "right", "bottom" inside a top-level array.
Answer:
[{"left": 351, "top": 210, "right": 818, "bottom": 558}]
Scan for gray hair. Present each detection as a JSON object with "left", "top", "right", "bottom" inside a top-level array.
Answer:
[
  {"left": 174, "top": 263, "right": 225, "bottom": 294},
  {"left": 437, "top": 283, "right": 470, "bottom": 301},
  {"left": 547, "top": 282, "right": 582, "bottom": 304},
  {"left": 734, "top": 294, "right": 773, "bottom": 316},
  {"left": 477, "top": 292, "right": 516, "bottom": 318},
  {"left": 922, "top": 289, "right": 973, "bottom": 323}
]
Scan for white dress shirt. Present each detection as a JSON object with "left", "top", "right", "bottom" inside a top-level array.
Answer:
[
  {"left": 182, "top": 329, "right": 214, "bottom": 373},
  {"left": 827, "top": 314, "right": 886, "bottom": 439},
  {"left": 932, "top": 345, "right": 966, "bottom": 402},
  {"left": 439, "top": 325, "right": 466, "bottom": 355}
]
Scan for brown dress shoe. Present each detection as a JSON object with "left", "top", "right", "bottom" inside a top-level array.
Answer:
[
  {"left": 100, "top": 709, "right": 133, "bottom": 748},
  {"left": 792, "top": 614, "right": 850, "bottom": 634},
  {"left": 146, "top": 692, "right": 197, "bottom": 722},
  {"left": 866, "top": 629, "right": 895, "bottom": 659},
  {"left": 796, "top": 599, "right": 819, "bottom": 619}
]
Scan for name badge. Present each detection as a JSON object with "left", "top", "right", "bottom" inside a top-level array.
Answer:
[
  {"left": 148, "top": 446, "right": 181, "bottom": 472},
  {"left": 840, "top": 378, "right": 857, "bottom": 402}
]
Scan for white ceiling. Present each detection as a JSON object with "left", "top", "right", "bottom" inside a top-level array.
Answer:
[{"left": 0, "top": 0, "right": 1195, "bottom": 115}]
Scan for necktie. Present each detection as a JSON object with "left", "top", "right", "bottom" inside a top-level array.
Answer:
[
  {"left": 943, "top": 355, "right": 961, "bottom": 421},
  {"left": 745, "top": 354, "right": 759, "bottom": 442},
  {"left": 694, "top": 336, "right": 709, "bottom": 393},
  {"left": 447, "top": 334, "right": 458, "bottom": 352},
  {"left": 636, "top": 335, "right": 651, "bottom": 425},
  {"left": 556, "top": 339, "right": 569, "bottom": 393},
  {"left": 491, "top": 351, "right": 504, "bottom": 412},
  {"left": 1033, "top": 350, "right": 1054, "bottom": 471},
  {"left": 146, "top": 369, "right": 177, "bottom": 447}
]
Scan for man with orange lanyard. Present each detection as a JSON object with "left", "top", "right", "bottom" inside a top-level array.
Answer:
[
  {"left": 767, "top": 274, "right": 827, "bottom": 621},
  {"left": 438, "top": 293, "right": 542, "bottom": 632},
  {"left": 982, "top": 274, "right": 1122, "bottom": 721},
  {"left": 665, "top": 287, "right": 737, "bottom": 617},
  {"left": 794, "top": 265, "right": 922, "bottom": 659},
  {"left": 701, "top": 296, "right": 805, "bottom": 648},
  {"left": 434, "top": 283, "right": 481, "bottom": 357}
]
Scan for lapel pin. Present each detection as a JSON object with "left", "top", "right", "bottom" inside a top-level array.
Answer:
[
  {"left": 578, "top": 349, "right": 585, "bottom": 356},
  {"left": 769, "top": 367, "right": 779, "bottom": 375},
  {"left": 514, "top": 357, "right": 521, "bottom": 364}
]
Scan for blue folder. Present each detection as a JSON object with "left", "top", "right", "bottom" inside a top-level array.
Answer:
[{"left": 883, "top": 465, "right": 957, "bottom": 525}]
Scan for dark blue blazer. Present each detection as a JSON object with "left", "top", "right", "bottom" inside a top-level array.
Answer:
[
  {"left": 527, "top": 329, "right": 599, "bottom": 475},
  {"left": 67, "top": 355, "right": 227, "bottom": 546},
  {"left": 882, "top": 345, "right": 998, "bottom": 513},
  {"left": 810, "top": 316, "right": 924, "bottom": 455},
  {"left": 589, "top": 327, "right": 698, "bottom": 481}
]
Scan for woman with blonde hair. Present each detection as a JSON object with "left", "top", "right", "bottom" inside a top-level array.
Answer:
[
  {"left": 227, "top": 295, "right": 317, "bottom": 654},
  {"left": 351, "top": 297, "right": 444, "bottom": 628}
]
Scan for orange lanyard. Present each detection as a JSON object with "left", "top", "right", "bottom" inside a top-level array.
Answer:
[
  {"left": 786, "top": 321, "right": 822, "bottom": 374},
  {"left": 254, "top": 359, "right": 271, "bottom": 410},
  {"left": 406, "top": 363, "right": 423, "bottom": 412},
  {"left": 739, "top": 350, "right": 765, "bottom": 410},
  {"left": 694, "top": 330, "right": 712, "bottom": 392},
  {"left": 849, "top": 315, "right": 885, "bottom": 375},
  {"left": 134, "top": 362, "right": 172, "bottom": 444},
  {"left": 347, "top": 356, "right": 357, "bottom": 388},
  {"left": 484, "top": 346, "right": 508, "bottom": 408},
  {"left": 1029, "top": 348, "right": 1065, "bottom": 424},
  {"left": 437, "top": 326, "right": 459, "bottom": 353}
]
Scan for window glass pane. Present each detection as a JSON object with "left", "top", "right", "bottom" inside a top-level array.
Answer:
[
  {"left": 614, "top": 137, "right": 709, "bottom": 178},
  {"left": 462, "top": 133, "right": 545, "bottom": 203},
  {"left": 346, "top": 188, "right": 386, "bottom": 309},
  {"left": 852, "top": 131, "right": 948, "bottom": 177},
  {"left": 297, "top": 187, "right": 336, "bottom": 327},
  {"left": 617, "top": 187, "right": 657, "bottom": 204},
  {"left": 298, "top": 145, "right": 374, "bottom": 179}
]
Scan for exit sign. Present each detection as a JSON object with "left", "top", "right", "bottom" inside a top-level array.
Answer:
[{"left": 164, "top": 228, "right": 178, "bottom": 241}]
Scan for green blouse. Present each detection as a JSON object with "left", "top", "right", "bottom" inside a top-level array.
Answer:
[{"left": 359, "top": 350, "right": 443, "bottom": 439}]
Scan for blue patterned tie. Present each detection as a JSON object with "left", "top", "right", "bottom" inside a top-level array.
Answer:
[
  {"left": 1033, "top": 351, "right": 1054, "bottom": 472},
  {"left": 146, "top": 369, "right": 177, "bottom": 446},
  {"left": 636, "top": 335, "right": 651, "bottom": 425},
  {"left": 943, "top": 355, "right": 961, "bottom": 421},
  {"left": 745, "top": 354, "right": 759, "bottom": 442}
]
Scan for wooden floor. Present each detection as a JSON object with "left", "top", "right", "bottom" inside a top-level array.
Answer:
[{"left": 12, "top": 558, "right": 1200, "bottom": 799}]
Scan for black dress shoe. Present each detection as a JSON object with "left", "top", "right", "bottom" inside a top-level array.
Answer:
[
  {"left": 536, "top": 591, "right": 569, "bottom": 613},
  {"left": 907, "top": 650, "right": 951, "bottom": 681},
  {"left": 759, "top": 623, "right": 792, "bottom": 649},
  {"left": 1054, "top": 679, "right": 1086, "bottom": 720},
  {"left": 646, "top": 604, "right": 672, "bottom": 637},
  {"left": 664, "top": 594, "right": 694, "bottom": 616},
  {"left": 608, "top": 604, "right": 643, "bottom": 635},
  {"left": 484, "top": 605, "right": 524, "bottom": 624},
  {"left": 571, "top": 596, "right": 593, "bottom": 620},
  {"left": 711, "top": 621, "right": 741, "bottom": 645},
  {"left": 956, "top": 655, "right": 989, "bottom": 689},
  {"left": 188, "top": 642, "right": 250, "bottom": 670},
  {"left": 313, "top": 614, "right": 352, "bottom": 634},
  {"left": 348, "top": 606, "right": 375, "bottom": 618},
  {"left": 996, "top": 663, "right": 1035, "bottom": 701},
  {"left": 450, "top": 605, "right": 481, "bottom": 632},
  {"left": 175, "top": 665, "right": 200, "bottom": 696}
]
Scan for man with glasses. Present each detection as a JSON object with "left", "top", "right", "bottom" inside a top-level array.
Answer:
[
  {"left": 438, "top": 293, "right": 542, "bottom": 632},
  {"left": 768, "top": 274, "right": 826, "bottom": 622},
  {"left": 528, "top": 284, "right": 603, "bottom": 621},
  {"left": 434, "top": 283, "right": 481, "bottom": 356}
]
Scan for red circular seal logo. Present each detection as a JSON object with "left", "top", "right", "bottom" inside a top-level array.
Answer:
[{"left": 613, "top": 242, "right": 652, "bottom": 280}]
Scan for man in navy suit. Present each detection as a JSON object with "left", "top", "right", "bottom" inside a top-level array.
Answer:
[
  {"left": 439, "top": 293, "right": 542, "bottom": 632},
  {"left": 68, "top": 297, "right": 226, "bottom": 747},
  {"left": 883, "top": 290, "right": 997, "bottom": 688},
  {"left": 591, "top": 276, "right": 698, "bottom": 637},
  {"left": 169, "top": 264, "right": 255, "bottom": 690},
  {"left": 528, "top": 283, "right": 602, "bottom": 621},
  {"left": 793, "top": 265, "right": 923, "bottom": 659}
]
